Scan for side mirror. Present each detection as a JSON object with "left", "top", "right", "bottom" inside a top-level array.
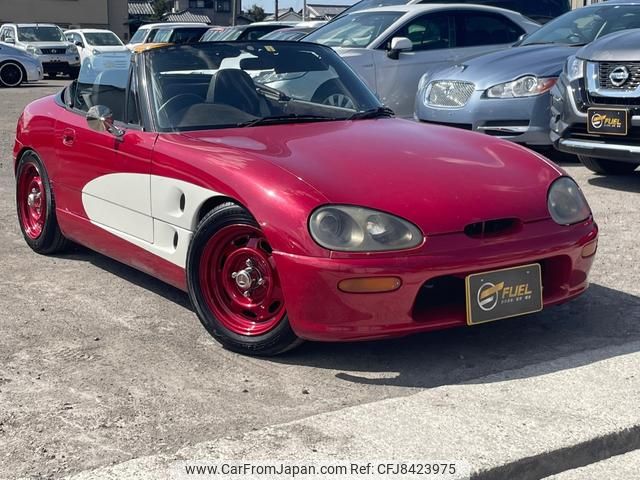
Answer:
[
  {"left": 74, "top": 40, "right": 84, "bottom": 48},
  {"left": 87, "top": 105, "right": 124, "bottom": 137},
  {"left": 5, "top": 36, "right": 15, "bottom": 44},
  {"left": 387, "top": 36, "right": 412, "bottom": 60}
]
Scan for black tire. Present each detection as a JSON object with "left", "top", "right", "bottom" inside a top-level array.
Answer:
[
  {"left": 15, "top": 151, "right": 69, "bottom": 254},
  {"left": 311, "top": 80, "right": 356, "bottom": 109},
  {"left": 578, "top": 155, "right": 639, "bottom": 175},
  {"left": 186, "top": 202, "right": 302, "bottom": 356},
  {"left": 0, "top": 61, "right": 24, "bottom": 88},
  {"left": 68, "top": 67, "right": 80, "bottom": 80}
]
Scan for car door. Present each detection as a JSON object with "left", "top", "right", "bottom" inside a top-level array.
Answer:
[
  {"left": 371, "top": 12, "right": 455, "bottom": 117},
  {"left": 450, "top": 10, "right": 525, "bottom": 63},
  {"left": 52, "top": 64, "right": 155, "bottom": 245}
]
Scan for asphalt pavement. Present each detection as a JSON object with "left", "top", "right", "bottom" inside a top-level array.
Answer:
[{"left": 1, "top": 81, "right": 639, "bottom": 479}]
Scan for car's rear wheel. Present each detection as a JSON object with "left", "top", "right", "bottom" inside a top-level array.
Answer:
[
  {"left": 187, "top": 203, "right": 301, "bottom": 356},
  {"left": 578, "top": 155, "right": 639, "bottom": 175},
  {"left": 16, "top": 151, "right": 68, "bottom": 254},
  {"left": 0, "top": 61, "right": 24, "bottom": 88}
]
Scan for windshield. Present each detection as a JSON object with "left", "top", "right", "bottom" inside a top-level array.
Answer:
[
  {"left": 305, "top": 11, "right": 404, "bottom": 47},
  {"left": 261, "top": 29, "right": 310, "bottom": 41},
  {"left": 129, "top": 28, "right": 148, "bottom": 44},
  {"left": 84, "top": 32, "right": 124, "bottom": 46},
  {"left": 522, "top": 5, "right": 640, "bottom": 46},
  {"left": 217, "top": 27, "right": 245, "bottom": 41},
  {"left": 202, "top": 28, "right": 226, "bottom": 41},
  {"left": 17, "top": 26, "right": 65, "bottom": 42},
  {"left": 333, "top": 0, "right": 407, "bottom": 21},
  {"left": 146, "top": 42, "right": 383, "bottom": 132}
]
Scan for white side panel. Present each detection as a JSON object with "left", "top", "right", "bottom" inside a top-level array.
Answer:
[
  {"left": 82, "top": 173, "right": 223, "bottom": 268},
  {"left": 82, "top": 193, "right": 154, "bottom": 243},
  {"left": 82, "top": 172, "right": 151, "bottom": 215},
  {"left": 151, "top": 175, "right": 222, "bottom": 231}
]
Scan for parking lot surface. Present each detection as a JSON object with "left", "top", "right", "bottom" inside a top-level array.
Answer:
[{"left": 1, "top": 81, "right": 639, "bottom": 479}]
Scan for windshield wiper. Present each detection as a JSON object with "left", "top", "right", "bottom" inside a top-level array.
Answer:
[
  {"left": 348, "top": 106, "right": 394, "bottom": 121},
  {"left": 237, "top": 114, "right": 337, "bottom": 128}
]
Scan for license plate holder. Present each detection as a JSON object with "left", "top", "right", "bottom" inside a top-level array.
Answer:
[
  {"left": 587, "top": 108, "right": 628, "bottom": 136},
  {"left": 466, "top": 264, "right": 542, "bottom": 325}
]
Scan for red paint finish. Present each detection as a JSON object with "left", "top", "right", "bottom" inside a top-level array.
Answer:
[
  {"left": 14, "top": 92, "right": 598, "bottom": 342},
  {"left": 17, "top": 163, "right": 46, "bottom": 239},
  {"left": 199, "top": 225, "right": 286, "bottom": 336}
]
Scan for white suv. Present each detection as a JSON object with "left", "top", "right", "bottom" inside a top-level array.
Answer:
[{"left": 0, "top": 23, "right": 80, "bottom": 78}]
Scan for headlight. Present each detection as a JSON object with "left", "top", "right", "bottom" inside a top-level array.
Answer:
[
  {"left": 309, "top": 206, "right": 423, "bottom": 252},
  {"left": 547, "top": 177, "right": 591, "bottom": 225},
  {"left": 486, "top": 75, "right": 557, "bottom": 98},
  {"left": 67, "top": 45, "right": 78, "bottom": 54},
  {"left": 27, "top": 45, "right": 42, "bottom": 55},
  {"left": 564, "top": 56, "right": 585, "bottom": 82}
]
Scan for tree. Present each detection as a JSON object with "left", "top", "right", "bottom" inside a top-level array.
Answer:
[
  {"left": 247, "top": 4, "right": 267, "bottom": 22},
  {"left": 151, "top": 0, "right": 173, "bottom": 20}
]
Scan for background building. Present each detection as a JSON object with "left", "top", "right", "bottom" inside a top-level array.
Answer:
[
  {"left": 171, "top": 0, "right": 242, "bottom": 26},
  {"left": 0, "top": 0, "right": 129, "bottom": 40},
  {"left": 304, "top": 3, "right": 349, "bottom": 20}
]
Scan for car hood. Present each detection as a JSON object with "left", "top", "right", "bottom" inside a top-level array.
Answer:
[
  {"left": 91, "top": 45, "right": 129, "bottom": 54},
  {"left": 576, "top": 29, "right": 640, "bottom": 61},
  {"left": 181, "top": 119, "right": 560, "bottom": 235},
  {"left": 25, "top": 41, "right": 70, "bottom": 49},
  {"left": 431, "top": 45, "right": 578, "bottom": 90}
]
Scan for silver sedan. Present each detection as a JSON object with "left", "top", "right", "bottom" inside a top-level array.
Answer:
[{"left": 0, "top": 42, "right": 42, "bottom": 87}]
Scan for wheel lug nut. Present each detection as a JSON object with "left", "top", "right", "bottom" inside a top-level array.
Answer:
[
  {"left": 246, "top": 259, "right": 253, "bottom": 267},
  {"left": 243, "top": 291, "right": 251, "bottom": 298},
  {"left": 231, "top": 272, "right": 238, "bottom": 279}
]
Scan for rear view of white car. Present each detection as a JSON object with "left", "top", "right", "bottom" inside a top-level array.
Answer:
[
  {"left": 305, "top": 4, "right": 539, "bottom": 117},
  {"left": 65, "top": 29, "right": 130, "bottom": 73}
]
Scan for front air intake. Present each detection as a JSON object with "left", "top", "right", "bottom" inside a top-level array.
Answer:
[{"left": 464, "top": 218, "right": 521, "bottom": 239}]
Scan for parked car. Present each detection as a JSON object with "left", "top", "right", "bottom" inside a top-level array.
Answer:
[
  {"left": 14, "top": 41, "right": 597, "bottom": 355},
  {"left": 0, "top": 23, "right": 80, "bottom": 78},
  {"left": 127, "top": 23, "right": 209, "bottom": 48},
  {"left": 551, "top": 29, "right": 640, "bottom": 175},
  {"left": 333, "top": 0, "right": 569, "bottom": 24},
  {"left": 212, "top": 23, "right": 295, "bottom": 41},
  {"left": 64, "top": 29, "right": 130, "bottom": 72},
  {"left": 305, "top": 4, "right": 539, "bottom": 117},
  {"left": 259, "top": 27, "right": 317, "bottom": 41},
  {"left": 0, "top": 42, "right": 43, "bottom": 87},
  {"left": 415, "top": 2, "right": 640, "bottom": 147}
]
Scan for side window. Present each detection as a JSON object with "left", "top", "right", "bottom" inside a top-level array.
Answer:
[
  {"left": 73, "top": 65, "right": 130, "bottom": 122},
  {"left": 455, "top": 12, "right": 524, "bottom": 47},
  {"left": 146, "top": 28, "right": 158, "bottom": 43},
  {"left": 389, "top": 13, "right": 452, "bottom": 51},
  {"left": 0, "top": 27, "right": 7, "bottom": 42}
]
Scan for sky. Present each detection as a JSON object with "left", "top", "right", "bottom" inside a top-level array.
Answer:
[{"left": 241, "top": 0, "right": 353, "bottom": 14}]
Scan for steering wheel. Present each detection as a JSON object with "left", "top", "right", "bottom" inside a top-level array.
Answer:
[{"left": 158, "top": 93, "right": 204, "bottom": 118}]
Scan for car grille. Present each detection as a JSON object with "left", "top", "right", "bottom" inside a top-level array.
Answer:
[
  {"left": 427, "top": 80, "right": 475, "bottom": 108},
  {"left": 41, "top": 48, "right": 66, "bottom": 55},
  {"left": 598, "top": 62, "right": 640, "bottom": 90}
]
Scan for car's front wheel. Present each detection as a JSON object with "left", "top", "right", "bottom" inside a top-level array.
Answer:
[
  {"left": 187, "top": 203, "right": 301, "bottom": 356},
  {"left": 16, "top": 151, "right": 68, "bottom": 254},
  {"left": 0, "top": 61, "right": 24, "bottom": 88},
  {"left": 578, "top": 155, "right": 639, "bottom": 175}
]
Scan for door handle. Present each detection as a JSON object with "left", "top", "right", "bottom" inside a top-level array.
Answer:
[{"left": 62, "top": 128, "right": 75, "bottom": 146}]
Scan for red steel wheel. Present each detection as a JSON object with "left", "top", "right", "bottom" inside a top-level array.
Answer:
[
  {"left": 17, "top": 162, "right": 47, "bottom": 240},
  {"left": 199, "top": 224, "right": 286, "bottom": 336}
]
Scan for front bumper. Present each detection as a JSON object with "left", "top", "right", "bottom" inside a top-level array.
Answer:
[
  {"left": 551, "top": 75, "right": 640, "bottom": 164},
  {"left": 23, "top": 60, "right": 43, "bottom": 82},
  {"left": 275, "top": 219, "right": 598, "bottom": 342},
  {"left": 415, "top": 88, "right": 553, "bottom": 146},
  {"left": 39, "top": 53, "right": 80, "bottom": 75}
]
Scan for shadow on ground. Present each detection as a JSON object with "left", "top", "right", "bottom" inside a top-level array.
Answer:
[
  {"left": 588, "top": 172, "right": 640, "bottom": 193},
  {"left": 58, "top": 245, "right": 640, "bottom": 391}
]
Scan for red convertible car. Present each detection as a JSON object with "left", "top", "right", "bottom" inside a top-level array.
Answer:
[{"left": 14, "top": 41, "right": 598, "bottom": 355}]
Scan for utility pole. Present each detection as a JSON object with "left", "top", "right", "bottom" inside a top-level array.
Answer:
[
  {"left": 232, "top": 0, "right": 237, "bottom": 25},
  {"left": 275, "top": 0, "right": 279, "bottom": 20},
  {"left": 302, "top": 0, "right": 306, "bottom": 20}
]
